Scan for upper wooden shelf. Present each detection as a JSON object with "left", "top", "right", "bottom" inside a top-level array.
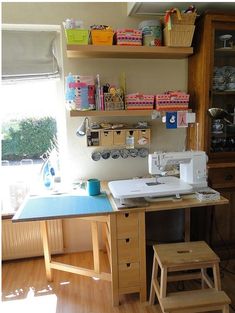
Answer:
[
  {"left": 70, "top": 110, "right": 154, "bottom": 117},
  {"left": 66, "top": 45, "right": 193, "bottom": 59},
  {"left": 215, "top": 47, "right": 235, "bottom": 55}
]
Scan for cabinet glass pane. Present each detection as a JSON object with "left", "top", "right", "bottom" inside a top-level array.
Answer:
[{"left": 210, "top": 27, "right": 235, "bottom": 154}]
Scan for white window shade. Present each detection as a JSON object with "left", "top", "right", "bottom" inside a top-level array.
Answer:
[{"left": 2, "top": 29, "right": 60, "bottom": 81}]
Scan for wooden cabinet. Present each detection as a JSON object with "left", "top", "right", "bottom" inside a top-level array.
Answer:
[{"left": 187, "top": 12, "right": 235, "bottom": 257}]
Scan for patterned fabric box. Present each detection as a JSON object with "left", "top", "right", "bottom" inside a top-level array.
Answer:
[
  {"left": 156, "top": 91, "right": 189, "bottom": 111},
  {"left": 125, "top": 93, "right": 154, "bottom": 110},
  {"left": 116, "top": 29, "right": 142, "bottom": 46}
]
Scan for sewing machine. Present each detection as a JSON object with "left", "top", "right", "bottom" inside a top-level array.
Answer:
[{"left": 108, "top": 151, "right": 208, "bottom": 200}]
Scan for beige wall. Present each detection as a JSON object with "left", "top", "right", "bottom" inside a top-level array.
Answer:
[{"left": 2, "top": 2, "right": 188, "bottom": 252}]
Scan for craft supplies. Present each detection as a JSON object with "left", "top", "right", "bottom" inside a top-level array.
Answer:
[
  {"left": 116, "top": 29, "right": 142, "bottom": 46},
  {"left": 139, "top": 19, "right": 162, "bottom": 46},
  {"left": 195, "top": 188, "right": 220, "bottom": 201},
  {"left": 63, "top": 19, "right": 89, "bottom": 45},
  {"left": 155, "top": 91, "right": 189, "bottom": 111},
  {"left": 65, "top": 73, "right": 95, "bottom": 110},
  {"left": 164, "top": 7, "right": 196, "bottom": 47},
  {"left": 125, "top": 93, "right": 155, "bottom": 110},
  {"left": 90, "top": 25, "right": 114, "bottom": 46}
]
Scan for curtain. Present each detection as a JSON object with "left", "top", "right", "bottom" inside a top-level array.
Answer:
[{"left": 2, "top": 28, "right": 60, "bottom": 81}]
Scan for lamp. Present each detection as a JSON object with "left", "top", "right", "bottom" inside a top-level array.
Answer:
[{"left": 76, "top": 117, "right": 90, "bottom": 136}]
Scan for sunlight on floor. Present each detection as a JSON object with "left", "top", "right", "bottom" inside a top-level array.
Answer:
[{"left": 2, "top": 287, "right": 57, "bottom": 313}]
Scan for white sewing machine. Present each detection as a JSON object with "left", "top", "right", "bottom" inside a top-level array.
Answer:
[{"left": 108, "top": 151, "right": 208, "bottom": 200}]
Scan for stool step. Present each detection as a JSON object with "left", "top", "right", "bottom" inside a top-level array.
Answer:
[{"left": 161, "top": 289, "right": 231, "bottom": 312}]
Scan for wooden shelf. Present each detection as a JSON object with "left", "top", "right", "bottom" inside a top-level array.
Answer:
[
  {"left": 70, "top": 110, "right": 155, "bottom": 117},
  {"left": 215, "top": 47, "right": 235, "bottom": 55},
  {"left": 66, "top": 45, "right": 193, "bottom": 59},
  {"left": 212, "top": 90, "right": 235, "bottom": 95}
]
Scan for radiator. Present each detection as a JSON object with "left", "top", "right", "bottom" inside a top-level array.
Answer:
[{"left": 2, "top": 219, "right": 64, "bottom": 260}]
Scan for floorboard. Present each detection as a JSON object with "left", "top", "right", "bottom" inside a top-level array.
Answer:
[{"left": 2, "top": 252, "right": 235, "bottom": 313}]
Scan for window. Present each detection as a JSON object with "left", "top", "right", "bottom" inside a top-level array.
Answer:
[{"left": 1, "top": 24, "right": 66, "bottom": 214}]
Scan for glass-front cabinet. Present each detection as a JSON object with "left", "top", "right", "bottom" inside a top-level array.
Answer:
[
  {"left": 211, "top": 25, "right": 235, "bottom": 156},
  {"left": 188, "top": 12, "right": 235, "bottom": 258}
]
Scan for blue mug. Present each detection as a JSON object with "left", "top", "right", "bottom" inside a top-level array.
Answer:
[{"left": 87, "top": 179, "right": 100, "bottom": 196}]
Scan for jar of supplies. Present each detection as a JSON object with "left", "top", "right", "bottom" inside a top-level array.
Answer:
[{"left": 139, "top": 19, "right": 162, "bottom": 46}]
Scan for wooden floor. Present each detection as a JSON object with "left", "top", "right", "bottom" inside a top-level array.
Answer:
[{"left": 2, "top": 251, "right": 235, "bottom": 313}]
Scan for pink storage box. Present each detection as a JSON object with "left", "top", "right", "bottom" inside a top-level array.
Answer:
[
  {"left": 156, "top": 91, "right": 189, "bottom": 111},
  {"left": 116, "top": 29, "right": 142, "bottom": 46},
  {"left": 125, "top": 93, "right": 154, "bottom": 110}
]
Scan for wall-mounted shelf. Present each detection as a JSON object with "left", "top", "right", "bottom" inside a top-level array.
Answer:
[
  {"left": 70, "top": 109, "right": 155, "bottom": 117},
  {"left": 66, "top": 45, "right": 193, "bottom": 59}
]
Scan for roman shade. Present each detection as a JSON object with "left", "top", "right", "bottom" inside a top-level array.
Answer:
[{"left": 2, "top": 27, "right": 60, "bottom": 81}]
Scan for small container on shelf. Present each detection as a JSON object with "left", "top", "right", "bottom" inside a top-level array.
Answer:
[
  {"left": 163, "top": 8, "right": 196, "bottom": 47},
  {"left": 104, "top": 92, "right": 125, "bottom": 111},
  {"left": 91, "top": 29, "right": 114, "bottom": 46},
  {"left": 163, "top": 24, "right": 195, "bottom": 47},
  {"left": 116, "top": 29, "right": 142, "bottom": 46},
  {"left": 139, "top": 19, "right": 162, "bottom": 46},
  {"left": 195, "top": 188, "right": 220, "bottom": 201},
  {"left": 65, "top": 29, "right": 89, "bottom": 45},
  {"left": 156, "top": 91, "right": 189, "bottom": 111},
  {"left": 125, "top": 93, "right": 154, "bottom": 110},
  {"left": 63, "top": 19, "right": 89, "bottom": 45}
]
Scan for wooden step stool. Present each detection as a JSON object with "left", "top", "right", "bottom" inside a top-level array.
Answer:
[{"left": 149, "top": 241, "right": 231, "bottom": 313}]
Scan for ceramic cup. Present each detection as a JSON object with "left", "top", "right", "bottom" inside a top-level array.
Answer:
[
  {"left": 212, "top": 119, "right": 224, "bottom": 132},
  {"left": 87, "top": 179, "right": 100, "bottom": 196}
]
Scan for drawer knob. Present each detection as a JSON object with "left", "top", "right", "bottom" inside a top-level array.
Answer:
[
  {"left": 126, "top": 263, "right": 131, "bottom": 267},
  {"left": 125, "top": 238, "right": 130, "bottom": 243},
  {"left": 225, "top": 174, "right": 233, "bottom": 181},
  {"left": 124, "top": 213, "right": 129, "bottom": 218}
]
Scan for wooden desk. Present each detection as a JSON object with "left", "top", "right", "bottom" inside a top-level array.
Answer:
[{"left": 13, "top": 184, "right": 229, "bottom": 306}]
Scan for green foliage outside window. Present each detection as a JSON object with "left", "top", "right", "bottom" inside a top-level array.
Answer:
[{"left": 2, "top": 117, "right": 57, "bottom": 161}]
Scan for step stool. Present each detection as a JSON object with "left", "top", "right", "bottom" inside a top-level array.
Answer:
[{"left": 149, "top": 241, "right": 231, "bottom": 313}]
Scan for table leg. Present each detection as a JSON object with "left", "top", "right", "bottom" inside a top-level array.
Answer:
[
  {"left": 40, "top": 220, "right": 53, "bottom": 281},
  {"left": 184, "top": 207, "right": 191, "bottom": 242},
  {"left": 91, "top": 221, "right": 100, "bottom": 273}
]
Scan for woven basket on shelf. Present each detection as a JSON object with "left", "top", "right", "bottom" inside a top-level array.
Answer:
[
  {"left": 164, "top": 24, "right": 195, "bottom": 47},
  {"left": 171, "top": 12, "right": 197, "bottom": 25}
]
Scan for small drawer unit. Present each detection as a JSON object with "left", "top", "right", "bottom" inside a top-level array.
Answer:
[
  {"left": 138, "top": 129, "right": 151, "bottom": 145},
  {"left": 100, "top": 130, "right": 113, "bottom": 146},
  {"left": 117, "top": 237, "right": 139, "bottom": 263},
  {"left": 113, "top": 130, "right": 126, "bottom": 146},
  {"left": 118, "top": 262, "right": 140, "bottom": 289},
  {"left": 116, "top": 212, "right": 139, "bottom": 239},
  {"left": 113, "top": 211, "right": 146, "bottom": 300}
]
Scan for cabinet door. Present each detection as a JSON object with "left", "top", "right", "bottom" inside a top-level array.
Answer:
[
  {"left": 211, "top": 190, "right": 235, "bottom": 246},
  {"left": 209, "top": 21, "right": 235, "bottom": 161}
]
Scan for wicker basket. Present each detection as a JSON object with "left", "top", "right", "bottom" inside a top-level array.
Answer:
[
  {"left": 164, "top": 24, "right": 195, "bottom": 47},
  {"left": 104, "top": 93, "right": 125, "bottom": 111},
  {"left": 171, "top": 12, "right": 197, "bottom": 25}
]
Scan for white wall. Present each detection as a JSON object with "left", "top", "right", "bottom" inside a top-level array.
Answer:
[{"left": 2, "top": 2, "right": 188, "bottom": 252}]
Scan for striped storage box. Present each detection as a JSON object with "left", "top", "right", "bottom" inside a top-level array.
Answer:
[
  {"left": 156, "top": 91, "right": 189, "bottom": 111},
  {"left": 125, "top": 93, "right": 154, "bottom": 110},
  {"left": 116, "top": 29, "right": 142, "bottom": 46}
]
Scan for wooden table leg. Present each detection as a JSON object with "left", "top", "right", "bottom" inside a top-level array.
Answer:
[
  {"left": 40, "top": 220, "right": 53, "bottom": 281},
  {"left": 184, "top": 207, "right": 191, "bottom": 242},
  {"left": 91, "top": 221, "right": 100, "bottom": 274}
]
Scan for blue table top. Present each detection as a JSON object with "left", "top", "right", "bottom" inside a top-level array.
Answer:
[{"left": 12, "top": 192, "right": 114, "bottom": 222}]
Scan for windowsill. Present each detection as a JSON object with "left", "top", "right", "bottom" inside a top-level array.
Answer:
[{"left": 2, "top": 212, "right": 14, "bottom": 220}]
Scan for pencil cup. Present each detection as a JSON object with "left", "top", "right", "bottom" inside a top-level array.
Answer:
[{"left": 87, "top": 179, "right": 100, "bottom": 196}]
